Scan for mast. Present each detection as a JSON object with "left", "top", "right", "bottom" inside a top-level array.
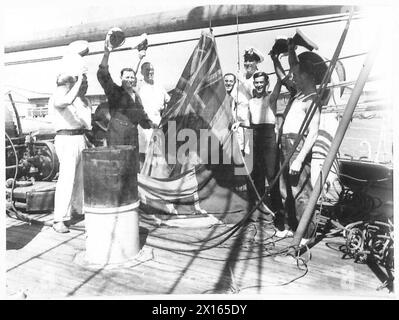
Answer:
[{"left": 5, "top": 5, "right": 354, "bottom": 53}]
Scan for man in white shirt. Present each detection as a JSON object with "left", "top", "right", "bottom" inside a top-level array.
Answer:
[
  {"left": 224, "top": 73, "right": 250, "bottom": 155},
  {"left": 137, "top": 62, "right": 170, "bottom": 163},
  {"left": 51, "top": 70, "right": 91, "bottom": 233},
  {"left": 229, "top": 47, "right": 264, "bottom": 157},
  {"left": 248, "top": 71, "right": 282, "bottom": 217}
]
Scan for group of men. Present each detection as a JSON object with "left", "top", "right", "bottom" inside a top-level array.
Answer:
[
  {"left": 225, "top": 38, "right": 328, "bottom": 245},
  {"left": 52, "top": 34, "right": 169, "bottom": 233},
  {"left": 51, "top": 31, "right": 328, "bottom": 245}
]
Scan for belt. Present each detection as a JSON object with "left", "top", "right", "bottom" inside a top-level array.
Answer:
[
  {"left": 56, "top": 128, "right": 86, "bottom": 135},
  {"left": 113, "top": 117, "right": 133, "bottom": 127},
  {"left": 250, "top": 123, "right": 275, "bottom": 129}
]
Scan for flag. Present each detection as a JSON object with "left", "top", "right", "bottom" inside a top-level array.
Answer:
[{"left": 138, "top": 31, "right": 249, "bottom": 222}]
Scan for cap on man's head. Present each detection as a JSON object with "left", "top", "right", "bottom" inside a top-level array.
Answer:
[
  {"left": 243, "top": 47, "right": 264, "bottom": 63},
  {"left": 297, "top": 51, "right": 328, "bottom": 85},
  {"left": 56, "top": 73, "right": 77, "bottom": 86},
  {"left": 59, "top": 53, "right": 86, "bottom": 78}
]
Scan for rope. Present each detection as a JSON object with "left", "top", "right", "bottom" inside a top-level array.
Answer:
[
  {"left": 5, "top": 85, "right": 51, "bottom": 96},
  {"left": 343, "top": 219, "right": 394, "bottom": 272},
  {"left": 267, "top": 52, "right": 368, "bottom": 77},
  {"left": 234, "top": 4, "right": 240, "bottom": 121}
]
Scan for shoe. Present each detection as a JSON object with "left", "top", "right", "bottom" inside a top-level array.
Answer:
[
  {"left": 258, "top": 213, "right": 274, "bottom": 222},
  {"left": 300, "top": 238, "right": 310, "bottom": 247},
  {"left": 53, "top": 221, "right": 70, "bottom": 233},
  {"left": 275, "top": 229, "right": 294, "bottom": 238},
  {"left": 67, "top": 215, "right": 84, "bottom": 226}
]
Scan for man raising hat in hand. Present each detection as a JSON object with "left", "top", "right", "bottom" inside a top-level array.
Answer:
[
  {"left": 272, "top": 38, "right": 328, "bottom": 246},
  {"left": 51, "top": 52, "right": 91, "bottom": 233},
  {"left": 97, "top": 29, "right": 156, "bottom": 171}
]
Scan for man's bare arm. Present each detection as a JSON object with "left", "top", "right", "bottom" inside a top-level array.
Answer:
[
  {"left": 269, "top": 78, "right": 282, "bottom": 114},
  {"left": 100, "top": 46, "right": 110, "bottom": 69},
  {"left": 134, "top": 50, "right": 146, "bottom": 74},
  {"left": 287, "top": 38, "right": 299, "bottom": 71},
  {"left": 270, "top": 51, "right": 296, "bottom": 97},
  {"left": 270, "top": 51, "right": 286, "bottom": 81},
  {"left": 53, "top": 74, "right": 83, "bottom": 109},
  {"left": 97, "top": 40, "right": 117, "bottom": 97}
]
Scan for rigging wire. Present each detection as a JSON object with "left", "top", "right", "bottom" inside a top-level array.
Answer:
[
  {"left": 5, "top": 85, "right": 51, "bottom": 96},
  {"left": 5, "top": 13, "right": 362, "bottom": 67},
  {"left": 4, "top": 55, "right": 376, "bottom": 107},
  {"left": 235, "top": 4, "right": 240, "bottom": 121}
]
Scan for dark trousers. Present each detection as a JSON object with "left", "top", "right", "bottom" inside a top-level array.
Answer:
[
  {"left": 248, "top": 124, "right": 282, "bottom": 214},
  {"left": 277, "top": 133, "right": 315, "bottom": 238},
  {"left": 107, "top": 117, "right": 140, "bottom": 172}
]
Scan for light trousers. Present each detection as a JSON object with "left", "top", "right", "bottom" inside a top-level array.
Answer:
[
  {"left": 53, "top": 135, "right": 87, "bottom": 222},
  {"left": 278, "top": 133, "right": 314, "bottom": 238}
]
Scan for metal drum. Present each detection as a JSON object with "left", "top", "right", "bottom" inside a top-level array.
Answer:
[{"left": 82, "top": 145, "right": 140, "bottom": 265}]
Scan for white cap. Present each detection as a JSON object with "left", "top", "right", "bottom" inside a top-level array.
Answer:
[
  {"left": 131, "top": 33, "right": 148, "bottom": 50},
  {"left": 66, "top": 40, "right": 89, "bottom": 56},
  {"left": 243, "top": 47, "right": 264, "bottom": 63},
  {"left": 59, "top": 53, "right": 87, "bottom": 78}
]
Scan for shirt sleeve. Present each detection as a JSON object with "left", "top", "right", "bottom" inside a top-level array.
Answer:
[
  {"left": 236, "top": 94, "right": 250, "bottom": 126},
  {"left": 97, "top": 65, "right": 117, "bottom": 98},
  {"left": 126, "top": 93, "right": 154, "bottom": 129}
]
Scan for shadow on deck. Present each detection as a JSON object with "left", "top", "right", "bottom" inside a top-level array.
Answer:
[{"left": 5, "top": 211, "right": 394, "bottom": 299}]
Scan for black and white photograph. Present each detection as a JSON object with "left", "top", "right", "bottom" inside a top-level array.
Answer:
[{"left": 2, "top": 0, "right": 397, "bottom": 301}]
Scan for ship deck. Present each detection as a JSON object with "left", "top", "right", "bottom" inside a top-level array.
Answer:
[{"left": 6, "top": 208, "right": 394, "bottom": 299}]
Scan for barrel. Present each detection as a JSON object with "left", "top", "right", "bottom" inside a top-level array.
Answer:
[{"left": 82, "top": 145, "right": 140, "bottom": 265}]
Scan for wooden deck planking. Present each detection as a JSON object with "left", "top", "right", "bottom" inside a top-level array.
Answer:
[
  {"left": 6, "top": 215, "right": 393, "bottom": 298},
  {"left": 7, "top": 248, "right": 229, "bottom": 297},
  {"left": 5, "top": 229, "right": 378, "bottom": 297},
  {"left": 140, "top": 223, "right": 315, "bottom": 292},
  {"left": 7, "top": 230, "right": 230, "bottom": 296},
  {"left": 143, "top": 223, "right": 380, "bottom": 294}
]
